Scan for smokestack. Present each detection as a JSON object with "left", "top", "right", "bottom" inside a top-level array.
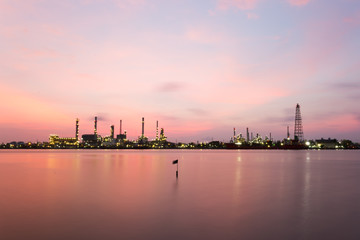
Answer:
[
  {"left": 156, "top": 121, "right": 159, "bottom": 140},
  {"left": 110, "top": 125, "right": 114, "bottom": 139},
  {"left": 246, "top": 128, "right": 249, "bottom": 142},
  {"left": 233, "top": 128, "right": 236, "bottom": 141},
  {"left": 76, "top": 118, "right": 79, "bottom": 142},
  {"left": 120, "top": 120, "right": 122, "bottom": 134},
  {"left": 287, "top": 126, "right": 290, "bottom": 139},
  {"left": 94, "top": 116, "right": 98, "bottom": 135},
  {"left": 251, "top": 132, "right": 253, "bottom": 141},
  {"left": 141, "top": 117, "right": 144, "bottom": 138}
]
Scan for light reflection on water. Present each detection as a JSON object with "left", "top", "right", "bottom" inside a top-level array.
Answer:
[{"left": 1, "top": 149, "right": 360, "bottom": 239}]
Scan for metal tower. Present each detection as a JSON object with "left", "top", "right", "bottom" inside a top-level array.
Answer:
[
  {"left": 94, "top": 116, "right": 98, "bottom": 135},
  {"left": 294, "top": 103, "right": 304, "bottom": 141},
  {"left": 156, "top": 121, "right": 159, "bottom": 141},
  {"left": 75, "top": 118, "right": 79, "bottom": 142},
  {"left": 141, "top": 117, "right": 145, "bottom": 138}
]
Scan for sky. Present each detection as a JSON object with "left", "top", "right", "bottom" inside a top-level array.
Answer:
[{"left": 0, "top": 0, "right": 360, "bottom": 143}]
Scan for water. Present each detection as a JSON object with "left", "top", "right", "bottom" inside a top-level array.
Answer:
[{"left": 1, "top": 150, "right": 360, "bottom": 240}]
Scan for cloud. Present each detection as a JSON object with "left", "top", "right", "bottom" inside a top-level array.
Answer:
[
  {"left": 247, "top": 12, "right": 259, "bottom": 19},
  {"left": 217, "top": 0, "right": 258, "bottom": 10},
  {"left": 348, "top": 94, "right": 360, "bottom": 100},
  {"left": 208, "top": 9, "right": 216, "bottom": 16},
  {"left": 344, "top": 11, "right": 360, "bottom": 25},
  {"left": 184, "top": 27, "right": 224, "bottom": 44},
  {"left": 112, "top": 0, "right": 146, "bottom": 9},
  {"left": 188, "top": 108, "right": 209, "bottom": 116},
  {"left": 259, "top": 115, "right": 294, "bottom": 124},
  {"left": 328, "top": 81, "right": 360, "bottom": 100},
  {"left": 356, "top": 114, "right": 360, "bottom": 123},
  {"left": 155, "top": 114, "right": 181, "bottom": 122},
  {"left": 79, "top": 0, "right": 147, "bottom": 12},
  {"left": 19, "top": 47, "right": 58, "bottom": 58},
  {"left": 157, "top": 82, "right": 184, "bottom": 92},
  {"left": 307, "top": 114, "right": 360, "bottom": 133},
  {"left": 331, "top": 81, "right": 360, "bottom": 90},
  {"left": 0, "top": 0, "right": 46, "bottom": 17},
  {"left": 288, "top": 0, "right": 310, "bottom": 6}
]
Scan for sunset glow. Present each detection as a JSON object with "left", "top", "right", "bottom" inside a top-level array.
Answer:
[{"left": 1, "top": 0, "right": 359, "bottom": 142}]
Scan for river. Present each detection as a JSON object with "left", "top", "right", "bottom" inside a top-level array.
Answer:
[{"left": 1, "top": 149, "right": 359, "bottom": 239}]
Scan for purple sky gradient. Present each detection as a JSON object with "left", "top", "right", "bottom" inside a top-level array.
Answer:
[{"left": 0, "top": 0, "right": 360, "bottom": 143}]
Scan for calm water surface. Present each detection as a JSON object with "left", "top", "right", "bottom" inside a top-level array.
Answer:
[{"left": 1, "top": 150, "right": 360, "bottom": 239}]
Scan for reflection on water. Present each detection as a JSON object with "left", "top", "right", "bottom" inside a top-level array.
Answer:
[{"left": 1, "top": 150, "right": 360, "bottom": 239}]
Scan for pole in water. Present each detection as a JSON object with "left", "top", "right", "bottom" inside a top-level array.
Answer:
[{"left": 172, "top": 159, "right": 179, "bottom": 178}]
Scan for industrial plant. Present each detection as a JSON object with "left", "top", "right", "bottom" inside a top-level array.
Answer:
[
  {"left": 1, "top": 104, "right": 359, "bottom": 149},
  {"left": 40, "top": 115, "right": 173, "bottom": 149}
]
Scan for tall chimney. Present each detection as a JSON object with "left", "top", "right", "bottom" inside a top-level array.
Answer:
[
  {"left": 94, "top": 116, "right": 98, "bottom": 135},
  {"left": 287, "top": 126, "right": 290, "bottom": 139},
  {"left": 246, "top": 128, "right": 249, "bottom": 142},
  {"left": 76, "top": 118, "right": 79, "bottom": 142},
  {"left": 110, "top": 125, "right": 114, "bottom": 139},
  {"left": 156, "top": 121, "right": 159, "bottom": 140},
  {"left": 120, "top": 120, "right": 122, "bottom": 134},
  {"left": 141, "top": 117, "right": 144, "bottom": 138},
  {"left": 233, "top": 128, "right": 236, "bottom": 141}
]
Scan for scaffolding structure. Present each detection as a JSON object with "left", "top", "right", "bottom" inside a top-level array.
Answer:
[{"left": 294, "top": 103, "right": 304, "bottom": 141}]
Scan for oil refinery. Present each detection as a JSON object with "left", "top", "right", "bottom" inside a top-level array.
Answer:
[{"left": 1, "top": 104, "right": 359, "bottom": 149}]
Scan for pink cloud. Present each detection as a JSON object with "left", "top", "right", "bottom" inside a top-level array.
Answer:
[
  {"left": 208, "top": 9, "right": 216, "bottom": 16},
  {"left": 268, "top": 35, "right": 281, "bottom": 41},
  {"left": 184, "top": 27, "right": 224, "bottom": 44},
  {"left": 288, "top": 0, "right": 311, "bottom": 6},
  {"left": 344, "top": 11, "right": 360, "bottom": 25},
  {"left": 157, "top": 82, "right": 185, "bottom": 92},
  {"left": 217, "top": 0, "right": 258, "bottom": 10},
  {"left": 112, "top": 0, "right": 146, "bottom": 9},
  {"left": 0, "top": 0, "right": 44, "bottom": 16},
  {"left": 247, "top": 12, "right": 259, "bottom": 19},
  {"left": 306, "top": 114, "right": 360, "bottom": 135},
  {"left": 293, "top": 19, "right": 349, "bottom": 78},
  {"left": 19, "top": 47, "right": 58, "bottom": 58},
  {"left": 1, "top": 0, "right": 359, "bottom": 143},
  {"left": 0, "top": 0, "right": 10, "bottom": 11}
]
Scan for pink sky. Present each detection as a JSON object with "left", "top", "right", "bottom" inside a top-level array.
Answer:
[{"left": 1, "top": 0, "right": 360, "bottom": 143}]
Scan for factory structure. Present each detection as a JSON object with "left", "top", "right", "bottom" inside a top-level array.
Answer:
[
  {"left": 49, "top": 118, "right": 80, "bottom": 148},
  {"left": 48, "top": 115, "right": 173, "bottom": 148},
  {"left": 81, "top": 116, "right": 132, "bottom": 147},
  {"left": 228, "top": 103, "right": 306, "bottom": 149},
  {"left": 229, "top": 126, "right": 273, "bottom": 148},
  {"left": 47, "top": 104, "right": 305, "bottom": 149},
  {"left": 29, "top": 103, "right": 356, "bottom": 149}
]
